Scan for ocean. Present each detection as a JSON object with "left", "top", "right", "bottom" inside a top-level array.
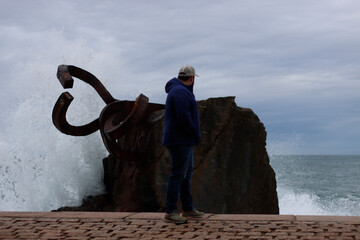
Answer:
[
  {"left": 270, "top": 155, "right": 360, "bottom": 216},
  {"left": 1, "top": 141, "right": 359, "bottom": 215}
]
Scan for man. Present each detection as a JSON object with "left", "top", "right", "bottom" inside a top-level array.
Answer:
[{"left": 162, "top": 65, "right": 204, "bottom": 224}]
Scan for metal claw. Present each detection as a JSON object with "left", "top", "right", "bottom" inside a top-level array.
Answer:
[
  {"left": 99, "top": 94, "right": 149, "bottom": 158},
  {"left": 52, "top": 92, "right": 100, "bottom": 136},
  {"left": 57, "top": 65, "right": 116, "bottom": 104},
  {"left": 53, "top": 65, "right": 116, "bottom": 136}
]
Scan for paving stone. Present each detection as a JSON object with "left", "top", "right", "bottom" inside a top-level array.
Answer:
[{"left": 248, "top": 236, "right": 273, "bottom": 240}]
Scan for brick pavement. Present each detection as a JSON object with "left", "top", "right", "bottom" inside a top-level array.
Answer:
[{"left": 0, "top": 212, "right": 359, "bottom": 240}]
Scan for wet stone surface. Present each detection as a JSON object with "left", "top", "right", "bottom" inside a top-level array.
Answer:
[{"left": 0, "top": 212, "right": 359, "bottom": 239}]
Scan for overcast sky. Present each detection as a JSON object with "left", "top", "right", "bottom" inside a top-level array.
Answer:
[{"left": 0, "top": 0, "right": 359, "bottom": 154}]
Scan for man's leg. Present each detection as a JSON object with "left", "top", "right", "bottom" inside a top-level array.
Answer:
[
  {"left": 180, "top": 146, "right": 194, "bottom": 211},
  {"left": 179, "top": 146, "right": 205, "bottom": 218},
  {"left": 165, "top": 145, "right": 193, "bottom": 214}
]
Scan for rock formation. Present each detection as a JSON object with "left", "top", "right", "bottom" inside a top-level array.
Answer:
[{"left": 56, "top": 97, "right": 279, "bottom": 214}]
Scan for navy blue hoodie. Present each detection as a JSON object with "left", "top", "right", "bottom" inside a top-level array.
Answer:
[{"left": 162, "top": 78, "right": 201, "bottom": 146}]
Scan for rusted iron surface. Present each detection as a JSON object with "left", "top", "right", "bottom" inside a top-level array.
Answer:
[
  {"left": 52, "top": 92, "right": 101, "bottom": 136},
  {"left": 56, "top": 65, "right": 115, "bottom": 104},
  {"left": 52, "top": 65, "right": 164, "bottom": 159}
]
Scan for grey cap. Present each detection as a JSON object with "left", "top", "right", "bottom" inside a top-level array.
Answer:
[{"left": 178, "top": 65, "right": 199, "bottom": 77}]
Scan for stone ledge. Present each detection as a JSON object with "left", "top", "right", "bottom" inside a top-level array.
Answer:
[
  {"left": 295, "top": 215, "right": 360, "bottom": 222},
  {"left": 0, "top": 211, "right": 132, "bottom": 219},
  {"left": 0, "top": 211, "right": 359, "bottom": 222},
  {"left": 207, "top": 214, "right": 296, "bottom": 221}
]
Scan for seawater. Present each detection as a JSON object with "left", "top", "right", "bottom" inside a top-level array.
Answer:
[
  {"left": 0, "top": 79, "right": 109, "bottom": 211},
  {"left": 0, "top": 99, "right": 107, "bottom": 211},
  {"left": 0, "top": 31, "right": 139, "bottom": 211},
  {"left": 270, "top": 155, "right": 360, "bottom": 216}
]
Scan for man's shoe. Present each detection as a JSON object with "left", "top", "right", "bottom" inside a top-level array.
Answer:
[
  {"left": 164, "top": 212, "right": 188, "bottom": 224},
  {"left": 182, "top": 209, "right": 205, "bottom": 218}
]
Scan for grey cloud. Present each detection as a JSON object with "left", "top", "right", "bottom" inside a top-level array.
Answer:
[{"left": 0, "top": 0, "right": 359, "bottom": 153}]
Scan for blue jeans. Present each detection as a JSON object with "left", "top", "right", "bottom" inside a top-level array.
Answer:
[{"left": 165, "top": 145, "right": 194, "bottom": 214}]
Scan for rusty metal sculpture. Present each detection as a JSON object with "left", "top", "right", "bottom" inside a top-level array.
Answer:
[{"left": 52, "top": 65, "right": 164, "bottom": 159}]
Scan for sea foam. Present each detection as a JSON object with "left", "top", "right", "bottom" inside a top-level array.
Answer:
[{"left": 0, "top": 31, "right": 112, "bottom": 211}]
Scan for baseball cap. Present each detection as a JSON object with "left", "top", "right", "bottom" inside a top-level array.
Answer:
[{"left": 178, "top": 65, "right": 199, "bottom": 77}]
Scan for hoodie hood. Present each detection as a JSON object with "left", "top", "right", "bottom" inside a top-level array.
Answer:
[{"left": 165, "top": 77, "right": 193, "bottom": 94}]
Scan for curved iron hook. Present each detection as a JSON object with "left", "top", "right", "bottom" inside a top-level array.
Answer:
[
  {"left": 57, "top": 65, "right": 116, "bottom": 104},
  {"left": 52, "top": 92, "right": 100, "bottom": 136},
  {"left": 53, "top": 65, "right": 117, "bottom": 136}
]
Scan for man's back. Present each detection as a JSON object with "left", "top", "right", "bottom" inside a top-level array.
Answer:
[{"left": 162, "top": 77, "right": 200, "bottom": 146}]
